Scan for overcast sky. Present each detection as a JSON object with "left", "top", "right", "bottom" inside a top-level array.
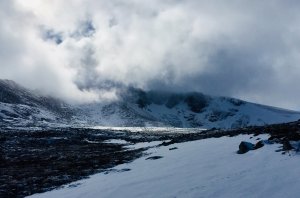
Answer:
[{"left": 1, "top": 0, "right": 300, "bottom": 109}]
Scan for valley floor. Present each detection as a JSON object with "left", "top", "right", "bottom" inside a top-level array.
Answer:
[{"left": 28, "top": 134, "right": 300, "bottom": 198}]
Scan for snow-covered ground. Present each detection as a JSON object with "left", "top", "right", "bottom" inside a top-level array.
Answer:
[{"left": 28, "top": 134, "right": 300, "bottom": 198}]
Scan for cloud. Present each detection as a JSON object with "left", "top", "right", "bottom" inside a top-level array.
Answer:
[
  {"left": 40, "top": 27, "right": 63, "bottom": 44},
  {"left": 71, "top": 20, "right": 96, "bottom": 39},
  {"left": 1, "top": 0, "right": 300, "bottom": 109}
]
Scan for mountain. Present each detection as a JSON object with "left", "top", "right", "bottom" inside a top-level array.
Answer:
[
  {"left": 1, "top": 79, "right": 300, "bottom": 129},
  {"left": 0, "top": 79, "right": 72, "bottom": 128},
  {"left": 75, "top": 88, "right": 300, "bottom": 129}
]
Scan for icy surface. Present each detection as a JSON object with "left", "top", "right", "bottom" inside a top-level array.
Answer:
[{"left": 28, "top": 134, "right": 300, "bottom": 198}]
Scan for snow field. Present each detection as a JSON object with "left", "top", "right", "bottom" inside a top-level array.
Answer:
[{"left": 28, "top": 134, "right": 300, "bottom": 198}]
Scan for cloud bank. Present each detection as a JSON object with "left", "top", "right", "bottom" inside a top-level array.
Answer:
[{"left": 1, "top": 0, "right": 300, "bottom": 109}]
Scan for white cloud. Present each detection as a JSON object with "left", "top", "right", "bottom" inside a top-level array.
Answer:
[{"left": 1, "top": 0, "right": 300, "bottom": 109}]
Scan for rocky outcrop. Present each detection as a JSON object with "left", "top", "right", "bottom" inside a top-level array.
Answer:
[{"left": 237, "top": 140, "right": 265, "bottom": 154}]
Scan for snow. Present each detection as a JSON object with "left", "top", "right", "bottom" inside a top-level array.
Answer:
[
  {"left": 103, "top": 139, "right": 165, "bottom": 149},
  {"left": 91, "top": 126, "right": 206, "bottom": 133},
  {"left": 124, "top": 141, "right": 164, "bottom": 150},
  {"left": 2, "top": 81, "right": 300, "bottom": 129},
  {"left": 74, "top": 96, "right": 300, "bottom": 129},
  {"left": 0, "top": 102, "right": 58, "bottom": 127},
  {"left": 28, "top": 134, "right": 300, "bottom": 198},
  {"left": 103, "top": 139, "right": 128, "bottom": 144}
]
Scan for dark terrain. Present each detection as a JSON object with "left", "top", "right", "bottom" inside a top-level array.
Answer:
[
  {"left": 1, "top": 120, "right": 300, "bottom": 197},
  {"left": 0, "top": 128, "right": 152, "bottom": 198}
]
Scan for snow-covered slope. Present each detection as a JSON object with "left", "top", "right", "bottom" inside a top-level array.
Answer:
[
  {"left": 75, "top": 89, "right": 300, "bottom": 129},
  {"left": 0, "top": 79, "right": 72, "bottom": 127},
  {"left": 1, "top": 80, "right": 300, "bottom": 129},
  {"left": 28, "top": 134, "right": 300, "bottom": 198}
]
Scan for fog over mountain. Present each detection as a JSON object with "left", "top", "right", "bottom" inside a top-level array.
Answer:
[{"left": 1, "top": 1, "right": 300, "bottom": 109}]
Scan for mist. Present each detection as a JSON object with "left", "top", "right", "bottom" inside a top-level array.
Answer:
[{"left": 1, "top": 0, "right": 300, "bottom": 109}]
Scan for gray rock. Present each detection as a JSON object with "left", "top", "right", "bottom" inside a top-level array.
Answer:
[{"left": 237, "top": 141, "right": 255, "bottom": 154}]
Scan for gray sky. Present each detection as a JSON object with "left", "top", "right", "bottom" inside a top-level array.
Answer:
[{"left": 1, "top": 0, "right": 300, "bottom": 109}]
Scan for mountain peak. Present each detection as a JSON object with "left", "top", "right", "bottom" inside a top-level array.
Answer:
[{"left": 1, "top": 79, "right": 300, "bottom": 129}]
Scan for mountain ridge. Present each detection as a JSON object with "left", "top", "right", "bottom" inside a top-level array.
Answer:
[{"left": 1, "top": 79, "right": 300, "bottom": 129}]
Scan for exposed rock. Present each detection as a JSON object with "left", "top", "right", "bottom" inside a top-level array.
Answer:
[
  {"left": 237, "top": 141, "right": 255, "bottom": 154},
  {"left": 254, "top": 141, "right": 264, "bottom": 149},
  {"left": 145, "top": 156, "right": 163, "bottom": 160},
  {"left": 282, "top": 140, "right": 293, "bottom": 151}
]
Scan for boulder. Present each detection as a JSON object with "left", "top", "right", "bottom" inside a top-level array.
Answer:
[
  {"left": 254, "top": 140, "right": 264, "bottom": 149},
  {"left": 237, "top": 141, "right": 255, "bottom": 154},
  {"left": 237, "top": 140, "right": 266, "bottom": 154}
]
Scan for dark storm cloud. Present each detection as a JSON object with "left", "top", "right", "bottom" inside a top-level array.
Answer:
[
  {"left": 148, "top": 40, "right": 277, "bottom": 96},
  {"left": 2, "top": 0, "right": 300, "bottom": 108}
]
